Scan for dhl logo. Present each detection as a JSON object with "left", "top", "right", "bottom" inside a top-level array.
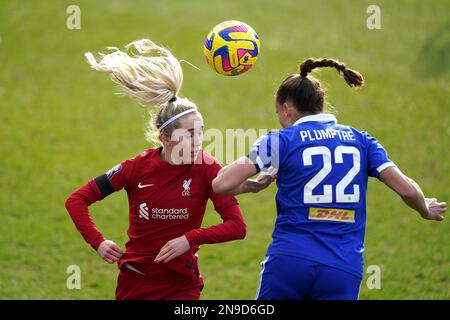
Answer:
[{"left": 308, "top": 207, "right": 355, "bottom": 223}]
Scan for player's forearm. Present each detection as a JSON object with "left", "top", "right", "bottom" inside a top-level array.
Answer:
[
  {"left": 213, "top": 170, "right": 244, "bottom": 194},
  {"left": 185, "top": 219, "right": 246, "bottom": 246},
  {"left": 220, "top": 179, "right": 258, "bottom": 195},
  {"left": 66, "top": 197, "right": 105, "bottom": 250},
  {"left": 185, "top": 206, "right": 247, "bottom": 246},
  {"left": 65, "top": 182, "right": 106, "bottom": 250},
  {"left": 213, "top": 157, "right": 258, "bottom": 195},
  {"left": 399, "top": 178, "right": 428, "bottom": 217},
  {"left": 380, "top": 167, "right": 428, "bottom": 217}
]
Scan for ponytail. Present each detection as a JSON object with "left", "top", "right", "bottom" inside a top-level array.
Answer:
[
  {"left": 276, "top": 57, "right": 364, "bottom": 115},
  {"left": 300, "top": 58, "right": 364, "bottom": 88},
  {"left": 85, "top": 39, "right": 183, "bottom": 106},
  {"left": 85, "top": 39, "right": 198, "bottom": 145}
]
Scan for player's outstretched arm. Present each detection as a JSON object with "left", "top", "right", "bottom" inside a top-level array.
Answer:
[{"left": 379, "top": 166, "right": 446, "bottom": 221}]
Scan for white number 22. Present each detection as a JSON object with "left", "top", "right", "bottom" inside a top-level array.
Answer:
[{"left": 303, "top": 146, "right": 360, "bottom": 204}]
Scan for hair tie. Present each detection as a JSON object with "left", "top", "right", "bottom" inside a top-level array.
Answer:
[{"left": 169, "top": 96, "right": 177, "bottom": 103}]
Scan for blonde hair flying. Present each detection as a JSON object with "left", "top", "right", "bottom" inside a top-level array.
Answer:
[
  {"left": 85, "top": 39, "right": 199, "bottom": 144},
  {"left": 85, "top": 39, "right": 183, "bottom": 106}
]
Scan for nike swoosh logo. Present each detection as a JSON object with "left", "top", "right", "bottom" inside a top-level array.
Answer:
[{"left": 138, "top": 183, "right": 154, "bottom": 188}]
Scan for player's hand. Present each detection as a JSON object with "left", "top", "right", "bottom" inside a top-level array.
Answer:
[
  {"left": 248, "top": 167, "right": 278, "bottom": 193},
  {"left": 154, "top": 235, "right": 190, "bottom": 263},
  {"left": 97, "top": 240, "right": 123, "bottom": 264},
  {"left": 422, "top": 198, "right": 447, "bottom": 221}
]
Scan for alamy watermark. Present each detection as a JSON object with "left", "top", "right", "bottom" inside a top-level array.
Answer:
[
  {"left": 66, "top": 5, "right": 81, "bottom": 30},
  {"left": 367, "top": 5, "right": 381, "bottom": 29},
  {"left": 66, "top": 265, "right": 81, "bottom": 290},
  {"left": 163, "top": 123, "right": 274, "bottom": 166},
  {"left": 366, "top": 265, "right": 382, "bottom": 290}
]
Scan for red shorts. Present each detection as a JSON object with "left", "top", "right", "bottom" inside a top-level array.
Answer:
[{"left": 115, "top": 265, "right": 204, "bottom": 300}]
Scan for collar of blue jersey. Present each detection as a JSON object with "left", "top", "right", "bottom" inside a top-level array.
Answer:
[{"left": 293, "top": 113, "right": 337, "bottom": 126}]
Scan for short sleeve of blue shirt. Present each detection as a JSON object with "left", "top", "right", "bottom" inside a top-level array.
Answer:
[
  {"left": 248, "top": 130, "right": 282, "bottom": 172},
  {"left": 363, "top": 131, "right": 395, "bottom": 178}
]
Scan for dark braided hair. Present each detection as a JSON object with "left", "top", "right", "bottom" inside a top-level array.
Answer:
[{"left": 276, "top": 58, "right": 364, "bottom": 115}]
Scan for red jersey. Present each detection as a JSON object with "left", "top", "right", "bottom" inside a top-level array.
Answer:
[{"left": 65, "top": 147, "right": 246, "bottom": 277}]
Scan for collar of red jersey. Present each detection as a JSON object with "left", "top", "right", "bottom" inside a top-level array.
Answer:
[{"left": 293, "top": 113, "right": 337, "bottom": 126}]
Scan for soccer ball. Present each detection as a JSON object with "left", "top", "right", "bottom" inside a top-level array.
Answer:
[{"left": 203, "top": 20, "right": 260, "bottom": 76}]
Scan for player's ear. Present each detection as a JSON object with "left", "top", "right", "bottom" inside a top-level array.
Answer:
[
  {"left": 282, "top": 101, "right": 294, "bottom": 117},
  {"left": 160, "top": 130, "right": 180, "bottom": 148},
  {"left": 159, "top": 131, "right": 170, "bottom": 144}
]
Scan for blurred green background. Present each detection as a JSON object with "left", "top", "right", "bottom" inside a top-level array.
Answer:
[{"left": 0, "top": 0, "right": 448, "bottom": 299}]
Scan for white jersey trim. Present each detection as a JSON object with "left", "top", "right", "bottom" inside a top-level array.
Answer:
[
  {"left": 255, "top": 255, "right": 270, "bottom": 299},
  {"left": 293, "top": 113, "right": 337, "bottom": 126},
  {"left": 376, "top": 162, "right": 396, "bottom": 173}
]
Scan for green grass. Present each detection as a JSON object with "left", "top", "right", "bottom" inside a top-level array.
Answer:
[{"left": 0, "top": 0, "right": 449, "bottom": 299}]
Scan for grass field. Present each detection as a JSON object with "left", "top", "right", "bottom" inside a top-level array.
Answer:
[{"left": 0, "top": 0, "right": 449, "bottom": 299}]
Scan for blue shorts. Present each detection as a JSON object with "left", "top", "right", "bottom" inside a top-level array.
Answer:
[{"left": 256, "top": 254, "right": 361, "bottom": 300}]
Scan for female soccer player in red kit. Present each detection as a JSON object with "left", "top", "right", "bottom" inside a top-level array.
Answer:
[{"left": 65, "top": 39, "right": 248, "bottom": 300}]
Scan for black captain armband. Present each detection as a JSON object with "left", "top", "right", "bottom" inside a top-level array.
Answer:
[
  {"left": 246, "top": 153, "right": 261, "bottom": 174},
  {"left": 94, "top": 174, "right": 115, "bottom": 198}
]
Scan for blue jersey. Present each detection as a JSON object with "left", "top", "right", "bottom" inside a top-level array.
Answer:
[{"left": 250, "top": 114, "right": 395, "bottom": 278}]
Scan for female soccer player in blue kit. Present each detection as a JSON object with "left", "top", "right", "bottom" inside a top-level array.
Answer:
[{"left": 212, "top": 58, "right": 447, "bottom": 300}]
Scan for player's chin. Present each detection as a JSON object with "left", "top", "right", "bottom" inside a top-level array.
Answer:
[
  {"left": 190, "top": 149, "right": 201, "bottom": 162},
  {"left": 179, "top": 149, "right": 200, "bottom": 164}
]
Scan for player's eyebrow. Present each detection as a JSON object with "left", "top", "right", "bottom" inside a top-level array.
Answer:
[{"left": 186, "top": 126, "right": 204, "bottom": 132}]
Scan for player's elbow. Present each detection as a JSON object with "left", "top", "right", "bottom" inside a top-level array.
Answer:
[
  {"left": 234, "top": 221, "right": 247, "bottom": 240},
  {"left": 239, "top": 220, "right": 247, "bottom": 239},
  {"left": 240, "top": 225, "right": 247, "bottom": 240},
  {"left": 65, "top": 192, "right": 86, "bottom": 216},
  {"left": 65, "top": 194, "right": 78, "bottom": 216},
  {"left": 65, "top": 195, "right": 74, "bottom": 211}
]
